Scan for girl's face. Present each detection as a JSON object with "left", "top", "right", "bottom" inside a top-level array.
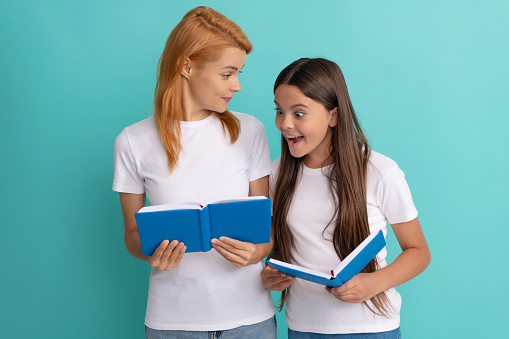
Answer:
[
  {"left": 184, "top": 47, "right": 246, "bottom": 119},
  {"left": 274, "top": 84, "right": 337, "bottom": 168}
]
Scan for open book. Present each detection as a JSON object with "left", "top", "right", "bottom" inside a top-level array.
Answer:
[
  {"left": 268, "top": 230, "right": 385, "bottom": 287},
  {"left": 135, "top": 196, "right": 271, "bottom": 256}
]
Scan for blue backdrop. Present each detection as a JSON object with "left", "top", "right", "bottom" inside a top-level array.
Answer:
[{"left": 1, "top": 1, "right": 508, "bottom": 338}]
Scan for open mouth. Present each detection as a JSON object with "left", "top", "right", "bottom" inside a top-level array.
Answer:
[
  {"left": 222, "top": 97, "right": 232, "bottom": 103},
  {"left": 285, "top": 135, "right": 304, "bottom": 144}
]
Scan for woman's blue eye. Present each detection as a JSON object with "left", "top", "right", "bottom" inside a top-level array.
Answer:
[{"left": 223, "top": 74, "right": 231, "bottom": 79}]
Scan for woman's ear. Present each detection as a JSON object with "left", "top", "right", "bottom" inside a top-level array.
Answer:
[
  {"left": 329, "top": 107, "right": 338, "bottom": 127},
  {"left": 181, "top": 57, "right": 191, "bottom": 79}
]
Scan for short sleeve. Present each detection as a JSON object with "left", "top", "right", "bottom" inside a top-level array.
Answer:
[
  {"left": 378, "top": 166, "right": 418, "bottom": 224},
  {"left": 246, "top": 118, "right": 271, "bottom": 182},
  {"left": 112, "top": 129, "right": 145, "bottom": 194}
]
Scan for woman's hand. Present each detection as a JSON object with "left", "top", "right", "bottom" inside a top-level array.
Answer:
[
  {"left": 211, "top": 237, "right": 264, "bottom": 267},
  {"left": 149, "top": 240, "right": 186, "bottom": 271},
  {"left": 260, "top": 264, "right": 295, "bottom": 291},
  {"left": 325, "top": 273, "right": 379, "bottom": 303}
]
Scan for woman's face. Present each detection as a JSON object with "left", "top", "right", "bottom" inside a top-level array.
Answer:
[
  {"left": 185, "top": 47, "right": 246, "bottom": 118},
  {"left": 274, "top": 84, "right": 337, "bottom": 168}
]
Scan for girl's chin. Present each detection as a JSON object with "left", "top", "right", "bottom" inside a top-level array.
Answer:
[{"left": 288, "top": 149, "right": 305, "bottom": 159}]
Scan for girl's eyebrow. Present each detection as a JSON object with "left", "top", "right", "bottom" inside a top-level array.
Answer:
[{"left": 274, "top": 100, "right": 309, "bottom": 109}]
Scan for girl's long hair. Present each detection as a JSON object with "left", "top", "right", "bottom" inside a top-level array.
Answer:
[
  {"left": 271, "top": 58, "right": 393, "bottom": 316},
  {"left": 154, "top": 6, "right": 252, "bottom": 172}
]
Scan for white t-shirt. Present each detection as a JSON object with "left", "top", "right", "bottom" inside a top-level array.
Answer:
[
  {"left": 270, "top": 151, "right": 418, "bottom": 334},
  {"left": 113, "top": 112, "right": 275, "bottom": 330}
]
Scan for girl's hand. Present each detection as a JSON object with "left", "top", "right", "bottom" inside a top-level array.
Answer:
[
  {"left": 325, "top": 273, "right": 379, "bottom": 303},
  {"left": 149, "top": 240, "right": 186, "bottom": 271},
  {"left": 260, "top": 264, "right": 295, "bottom": 291},
  {"left": 211, "top": 237, "right": 261, "bottom": 267}
]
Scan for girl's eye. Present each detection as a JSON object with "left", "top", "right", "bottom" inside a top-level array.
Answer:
[
  {"left": 274, "top": 108, "right": 283, "bottom": 115},
  {"left": 295, "top": 111, "right": 304, "bottom": 118}
]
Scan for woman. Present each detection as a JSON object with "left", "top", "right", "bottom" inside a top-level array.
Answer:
[{"left": 113, "top": 7, "right": 275, "bottom": 338}]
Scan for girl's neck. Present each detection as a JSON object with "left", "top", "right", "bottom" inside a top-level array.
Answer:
[{"left": 303, "top": 154, "right": 332, "bottom": 169}]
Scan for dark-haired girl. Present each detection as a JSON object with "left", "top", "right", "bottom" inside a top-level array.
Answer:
[{"left": 261, "top": 58, "right": 430, "bottom": 338}]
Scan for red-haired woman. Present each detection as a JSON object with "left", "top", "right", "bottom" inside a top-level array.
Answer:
[{"left": 113, "top": 7, "right": 275, "bottom": 338}]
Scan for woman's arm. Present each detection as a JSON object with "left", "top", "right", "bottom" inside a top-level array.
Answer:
[
  {"left": 327, "top": 217, "right": 431, "bottom": 302},
  {"left": 119, "top": 192, "right": 186, "bottom": 270},
  {"left": 211, "top": 176, "right": 274, "bottom": 267}
]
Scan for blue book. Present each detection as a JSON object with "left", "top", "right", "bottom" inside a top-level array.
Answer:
[
  {"left": 134, "top": 197, "right": 271, "bottom": 256},
  {"left": 268, "top": 230, "right": 385, "bottom": 287}
]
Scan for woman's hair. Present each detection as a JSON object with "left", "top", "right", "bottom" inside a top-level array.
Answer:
[
  {"left": 271, "top": 58, "right": 394, "bottom": 316},
  {"left": 154, "top": 6, "right": 252, "bottom": 172}
]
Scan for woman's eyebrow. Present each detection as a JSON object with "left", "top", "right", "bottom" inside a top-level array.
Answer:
[{"left": 221, "top": 64, "right": 245, "bottom": 71}]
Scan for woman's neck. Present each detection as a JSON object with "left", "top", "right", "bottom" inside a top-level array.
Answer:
[{"left": 181, "top": 109, "right": 212, "bottom": 122}]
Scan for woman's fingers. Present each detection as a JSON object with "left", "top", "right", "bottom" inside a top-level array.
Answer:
[{"left": 149, "top": 240, "right": 186, "bottom": 270}]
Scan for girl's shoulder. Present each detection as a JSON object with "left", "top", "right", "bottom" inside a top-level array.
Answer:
[
  {"left": 367, "top": 150, "right": 400, "bottom": 180},
  {"left": 271, "top": 157, "right": 281, "bottom": 174}
]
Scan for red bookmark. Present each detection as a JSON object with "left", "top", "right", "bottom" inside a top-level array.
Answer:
[{"left": 331, "top": 270, "right": 335, "bottom": 278}]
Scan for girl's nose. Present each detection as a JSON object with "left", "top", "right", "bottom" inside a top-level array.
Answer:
[{"left": 280, "top": 114, "right": 294, "bottom": 130}]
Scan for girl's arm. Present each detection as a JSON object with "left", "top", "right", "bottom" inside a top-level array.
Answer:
[
  {"left": 119, "top": 192, "right": 186, "bottom": 270},
  {"left": 327, "top": 217, "right": 431, "bottom": 303},
  {"left": 211, "top": 176, "right": 274, "bottom": 267}
]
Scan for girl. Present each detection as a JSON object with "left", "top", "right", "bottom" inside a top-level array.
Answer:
[
  {"left": 113, "top": 7, "right": 276, "bottom": 338},
  {"left": 261, "top": 58, "right": 431, "bottom": 338}
]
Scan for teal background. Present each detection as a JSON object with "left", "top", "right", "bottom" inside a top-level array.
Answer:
[{"left": 1, "top": 1, "right": 508, "bottom": 337}]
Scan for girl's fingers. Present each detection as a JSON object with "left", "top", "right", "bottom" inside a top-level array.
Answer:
[
  {"left": 265, "top": 267, "right": 290, "bottom": 279},
  {"left": 266, "top": 276, "right": 295, "bottom": 291}
]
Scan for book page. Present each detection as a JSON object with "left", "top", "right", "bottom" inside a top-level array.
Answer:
[
  {"left": 332, "top": 231, "right": 379, "bottom": 276},
  {"left": 138, "top": 202, "right": 202, "bottom": 213},
  {"left": 207, "top": 196, "right": 267, "bottom": 205},
  {"left": 269, "top": 259, "right": 331, "bottom": 279}
]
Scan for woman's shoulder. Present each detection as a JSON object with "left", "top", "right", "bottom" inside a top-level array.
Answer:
[
  {"left": 121, "top": 115, "right": 157, "bottom": 135},
  {"left": 115, "top": 115, "right": 158, "bottom": 148},
  {"left": 230, "top": 110, "right": 255, "bottom": 121},
  {"left": 230, "top": 110, "right": 267, "bottom": 136},
  {"left": 230, "top": 111, "right": 264, "bottom": 127}
]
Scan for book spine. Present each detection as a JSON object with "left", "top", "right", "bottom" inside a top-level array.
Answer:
[{"left": 199, "top": 206, "right": 212, "bottom": 252}]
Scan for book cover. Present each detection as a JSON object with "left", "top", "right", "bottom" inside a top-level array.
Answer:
[
  {"left": 268, "top": 230, "right": 385, "bottom": 287},
  {"left": 135, "top": 197, "right": 271, "bottom": 256}
]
